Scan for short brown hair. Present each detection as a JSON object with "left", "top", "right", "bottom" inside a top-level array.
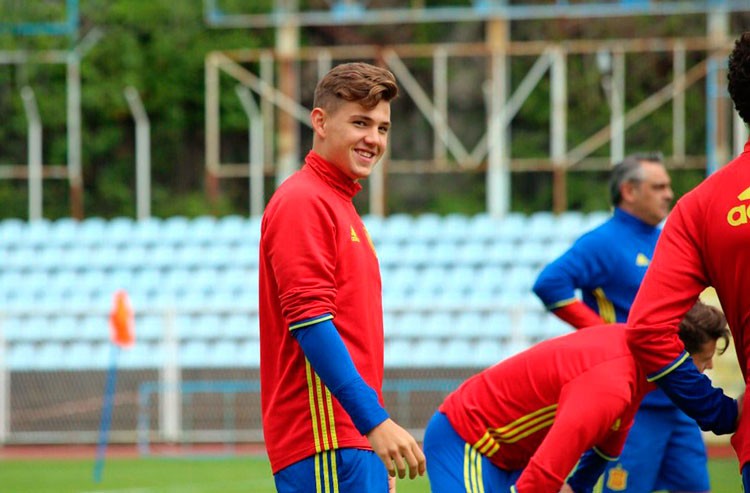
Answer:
[
  {"left": 313, "top": 62, "right": 398, "bottom": 113},
  {"left": 679, "top": 301, "right": 730, "bottom": 355}
]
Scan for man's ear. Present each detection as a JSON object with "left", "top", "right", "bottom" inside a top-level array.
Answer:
[
  {"left": 620, "top": 181, "right": 638, "bottom": 204},
  {"left": 311, "top": 108, "right": 326, "bottom": 138}
]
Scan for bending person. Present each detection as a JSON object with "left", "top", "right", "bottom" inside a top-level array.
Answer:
[{"left": 424, "top": 302, "right": 729, "bottom": 493}]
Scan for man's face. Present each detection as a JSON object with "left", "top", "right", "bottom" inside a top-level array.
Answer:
[
  {"left": 311, "top": 99, "right": 391, "bottom": 181},
  {"left": 691, "top": 339, "right": 718, "bottom": 373},
  {"left": 629, "top": 161, "right": 674, "bottom": 226}
]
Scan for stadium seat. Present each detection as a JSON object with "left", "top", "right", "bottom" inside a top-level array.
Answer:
[
  {"left": 411, "top": 213, "right": 442, "bottom": 243},
  {"left": 409, "top": 339, "right": 445, "bottom": 367},
  {"left": 106, "top": 216, "right": 135, "bottom": 246},
  {"left": 0, "top": 218, "right": 24, "bottom": 248},
  {"left": 8, "top": 342, "right": 37, "bottom": 371},
  {"left": 214, "top": 215, "right": 247, "bottom": 245},
  {"left": 78, "top": 217, "right": 109, "bottom": 247},
  {"left": 381, "top": 213, "right": 413, "bottom": 244},
  {"left": 237, "top": 339, "right": 260, "bottom": 367},
  {"left": 441, "top": 213, "right": 472, "bottom": 243},
  {"left": 473, "top": 339, "right": 505, "bottom": 367},
  {"left": 361, "top": 214, "right": 384, "bottom": 243},
  {"left": 467, "top": 213, "right": 503, "bottom": 243},
  {"left": 119, "top": 341, "right": 162, "bottom": 369},
  {"left": 441, "top": 339, "right": 476, "bottom": 367},
  {"left": 384, "top": 339, "right": 414, "bottom": 367}
]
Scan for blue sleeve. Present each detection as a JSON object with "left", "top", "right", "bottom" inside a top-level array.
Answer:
[
  {"left": 566, "top": 448, "right": 611, "bottom": 493},
  {"left": 291, "top": 316, "right": 389, "bottom": 435},
  {"left": 652, "top": 352, "right": 737, "bottom": 435},
  {"left": 532, "top": 234, "right": 602, "bottom": 310}
]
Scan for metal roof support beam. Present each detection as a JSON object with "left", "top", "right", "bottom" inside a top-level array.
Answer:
[
  {"left": 383, "top": 49, "right": 471, "bottom": 165},
  {"left": 204, "top": 0, "right": 750, "bottom": 28}
]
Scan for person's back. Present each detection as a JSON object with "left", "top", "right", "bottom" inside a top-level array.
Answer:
[
  {"left": 532, "top": 154, "right": 715, "bottom": 492},
  {"left": 441, "top": 324, "right": 649, "bottom": 487},
  {"left": 625, "top": 31, "right": 750, "bottom": 487}
]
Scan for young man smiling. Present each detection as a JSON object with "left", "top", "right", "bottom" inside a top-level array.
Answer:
[{"left": 259, "top": 62, "right": 426, "bottom": 493}]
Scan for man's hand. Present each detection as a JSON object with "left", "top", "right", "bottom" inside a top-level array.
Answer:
[
  {"left": 559, "top": 483, "right": 575, "bottom": 493},
  {"left": 366, "top": 418, "right": 426, "bottom": 479}
]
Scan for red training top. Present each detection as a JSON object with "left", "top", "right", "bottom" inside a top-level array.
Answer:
[
  {"left": 440, "top": 324, "right": 653, "bottom": 492},
  {"left": 627, "top": 139, "right": 750, "bottom": 465},
  {"left": 259, "top": 151, "right": 385, "bottom": 473}
]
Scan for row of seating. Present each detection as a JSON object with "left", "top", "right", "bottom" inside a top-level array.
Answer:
[
  {"left": 1, "top": 306, "right": 569, "bottom": 343},
  {"left": 0, "top": 211, "right": 609, "bottom": 249},
  {"left": 0, "top": 213, "right": 595, "bottom": 370},
  {"left": 4, "top": 339, "right": 261, "bottom": 371},
  {"left": 1, "top": 238, "right": 570, "bottom": 272},
  {"left": 5, "top": 330, "right": 577, "bottom": 371},
  {"left": 0, "top": 264, "right": 547, "bottom": 312}
]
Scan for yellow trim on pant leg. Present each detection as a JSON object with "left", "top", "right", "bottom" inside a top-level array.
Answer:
[
  {"left": 464, "top": 443, "right": 472, "bottom": 492},
  {"left": 329, "top": 450, "right": 339, "bottom": 493},
  {"left": 475, "top": 450, "right": 485, "bottom": 493},
  {"left": 315, "top": 452, "right": 323, "bottom": 493}
]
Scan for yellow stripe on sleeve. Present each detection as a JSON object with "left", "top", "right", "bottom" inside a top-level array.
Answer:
[
  {"left": 305, "top": 360, "right": 323, "bottom": 453},
  {"left": 647, "top": 352, "right": 690, "bottom": 382},
  {"left": 593, "top": 288, "right": 616, "bottom": 323}
]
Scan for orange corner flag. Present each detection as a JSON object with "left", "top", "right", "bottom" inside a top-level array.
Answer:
[{"left": 109, "top": 290, "right": 135, "bottom": 348}]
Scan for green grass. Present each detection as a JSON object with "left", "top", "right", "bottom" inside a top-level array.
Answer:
[{"left": 0, "top": 456, "right": 741, "bottom": 492}]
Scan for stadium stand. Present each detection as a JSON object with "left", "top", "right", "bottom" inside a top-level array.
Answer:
[{"left": 0, "top": 211, "right": 607, "bottom": 372}]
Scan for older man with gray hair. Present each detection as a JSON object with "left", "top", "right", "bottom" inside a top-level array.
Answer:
[{"left": 532, "top": 154, "right": 711, "bottom": 492}]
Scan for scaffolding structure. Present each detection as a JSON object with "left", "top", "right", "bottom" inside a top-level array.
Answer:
[{"left": 204, "top": 0, "right": 750, "bottom": 215}]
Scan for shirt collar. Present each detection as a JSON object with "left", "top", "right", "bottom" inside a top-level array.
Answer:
[
  {"left": 304, "top": 151, "right": 362, "bottom": 199},
  {"left": 613, "top": 207, "right": 660, "bottom": 234}
]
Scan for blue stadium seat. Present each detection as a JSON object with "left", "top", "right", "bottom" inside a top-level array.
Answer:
[
  {"left": 214, "top": 215, "right": 247, "bottom": 245},
  {"left": 119, "top": 341, "right": 162, "bottom": 369},
  {"left": 526, "top": 211, "right": 557, "bottom": 242},
  {"left": 384, "top": 339, "right": 414, "bottom": 367},
  {"left": 555, "top": 211, "right": 586, "bottom": 240},
  {"left": 467, "top": 214, "right": 503, "bottom": 243},
  {"left": 381, "top": 213, "right": 413, "bottom": 244},
  {"left": 495, "top": 213, "right": 528, "bottom": 243},
  {"left": 430, "top": 241, "right": 460, "bottom": 267},
  {"left": 161, "top": 216, "right": 191, "bottom": 245},
  {"left": 441, "top": 213, "right": 472, "bottom": 243},
  {"left": 25, "top": 219, "right": 52, "bottom": 248},
  {"left": 0, "top": 218, "right": 24, "bottom": 248},
  {"left": 106, "top": 217, "right": 135, "bottom": 246},
  {"left": 78, "top": 217, "right": 108, "bottom": 247},
  {"left": 453, "top": 311, "right": 487, "bottom": 339},
  {"left": 180, "top": 340, "right": 212, "bottom": 368},
  {"left": 237, "top": 339, "right": 260, "bottom": 367},
  {"left": 49, "top": 218, "right": 79, "bottom": 247},
  {"left": 189, "top": 215, "right": 219, "bottom": 245},
  {"left": 473, "top": 339, "right": 505, "bottom": 367},
  {"left": 411, "top": 213, "right": 442, "bottom": 243},
  {"left": 409, "top": 339, "right": 444, "bottom": 367},
  {"left": 8, "top": 342, "right": 37, "bottom": 371},
  {"left": 361, "top": 214, "right": 384, "bottom": 243},
  {"left": 455, "top": 242, "right": 487, "bottom": 267},
  {"left": 423, "top": 311, "right": 459, "bottom": 338},
  {"left": 132, "top": 217, "right": 164, "bottom": 246},
  {"left": 441, "top": 339, "right": 476, "bottom": 367},
  {"left": 392, "top": 312, "right": 425, "bottom": 338}
]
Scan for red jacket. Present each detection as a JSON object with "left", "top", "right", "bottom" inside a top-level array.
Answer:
[
  {"left": 259, "top": 151, "right": 385, "bottom": 473},
  {"left": 440, "top": 324, "right": 653, "bottom": 492},
  {"left": 626, "top": 140, "right": 750, "bottom": 464}
]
